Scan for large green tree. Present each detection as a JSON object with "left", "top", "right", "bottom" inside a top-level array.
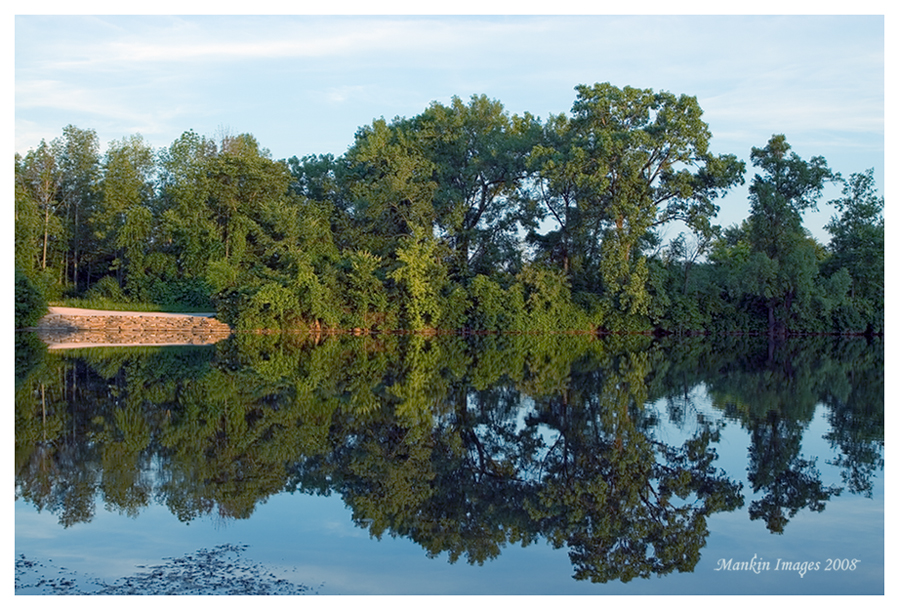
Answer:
[
  {"left": 93, "top": 134, "right": 156, "bottom": 294},
  {"left": 157, "top": 130, "right": 220, "bottom": 280},
  {"left": 15, "top": 154, "right": 45, "bottom": 278},
  {"left": 205, "top": 134, "right": 292, "bottom": 264},
  {"left": 536, "top": 83, "right": 744, "bottom": 328},
  {"left": 744, "top": 135, "right": 835, "bottom": 334},
  {"left": 157, "top": 131, "right": 302, "bottom": 314},
  {"left": 343, "top": 116, "right": 438, "bottom": 258},
  {"left": 527, "top": 113, "right": 596, "bottom": 281},
  {"left": 413, "top": 94, "right": 539, "bottom": 279}
]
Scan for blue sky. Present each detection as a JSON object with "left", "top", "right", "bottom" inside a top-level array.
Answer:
[{"left": 12, "top": 7, "right": 888, "bottom": 243}]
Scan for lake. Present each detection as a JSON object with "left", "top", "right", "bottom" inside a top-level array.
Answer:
[{"left": 14, "top": 332, "right": 884, "bottom": 595}]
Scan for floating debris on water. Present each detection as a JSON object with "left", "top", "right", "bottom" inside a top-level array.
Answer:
[{"left": 15, "top": 544, "right": 318, "bottom": 595}]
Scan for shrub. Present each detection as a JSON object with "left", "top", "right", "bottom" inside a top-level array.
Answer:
[
  {"left": 237, "top": 282, "right": 302, "bottom": 331},
  {"left": 85, "top": 276, "right": 128, "bottom": 303},
  {"left": 467, "top": 274, "right": 525, "bottom": 331},
  {"left": 15, "top": 269, "right": 47, "bottom": 328},
  {"left": 148, "top": 277, "right": 214, "bottom": 309},
  {"left": 518, "top": 264, "right": 593, "bottom": 332}
]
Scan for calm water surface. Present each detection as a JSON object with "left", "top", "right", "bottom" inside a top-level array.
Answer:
[{"left": 14, "top": 333, "right": 884, "bottom": 595}]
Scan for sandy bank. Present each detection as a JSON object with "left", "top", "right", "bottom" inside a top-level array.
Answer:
[{"left": 47, "top": 306, "right": 217, "bottom": 318}]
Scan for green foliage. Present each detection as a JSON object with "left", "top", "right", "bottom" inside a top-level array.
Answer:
[
  {"left": 54, "top": 296, "right": 212, "bottom": 313},
  {"left": 17, "top": 142, "right": 68, "bottom": 299},
  {"left": 15, "top": 269, "right": 47, "bottom": 328},
  {"left": 238, "top": 282, "right": 302, "bottom": 331},
  {"left": 518, "top": 264, "right": 593, "bottom": 332},
  {"left": 743, "top": 135, "right": 836, "bottom": 334},
  {"left": 12, "top": 90, "right": 881, "bottom": 335},
  {"left": 157, "top": 130, "right": 220, "bottom": 276},
  {"left": 15, "top": 164, "right": 43, "bottom": 276},
  {"left": 85, "top": 275, "right": 129, "bottom": 303},
  {"left": 344, "top": 117, "right": 437, "bottom": 258},
  {"left": 92, "top": 134, "right": 156, "bottom": 291},
  {"left": 146, "top": 277, "right": 214, "bottom": 309},
  {"left": 389, "top": 226, "right": 451, "bottom": 331},
  {"left": 291, "top": 256, "right": 342, "bottom": 330},
  {"left": 466, "top": 274, "right": 525, "bottom": 332},
  {"left": 118, "top": 204, "right": 154, "bottom": 300},
  {"left": 557, "top": 83, "right": 745, "bottom": 323},
  {"left": 441, "top": 285, "right": 471, "bottom": 332},
  {"left": 342, "top": 250, "right": 390, "bottom": 329},
  {"left": 413, "top": 94, "right": 538, "bottom": 279},
  {"left": 747, "top": 135, "right": 833, "bottom": 259},
  {"left": 205, "top": 259, "right": 239, "bottom": 295},
  {"left": 823, "top": 169, "right": 884, "bottom": 332},
  {"left": 54, "top": 125, "right": 101, "bottom": 293}
]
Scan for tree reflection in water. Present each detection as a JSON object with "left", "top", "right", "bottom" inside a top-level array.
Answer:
[{"left": 15, "top": 332, "right": 883, "bottom": 584}]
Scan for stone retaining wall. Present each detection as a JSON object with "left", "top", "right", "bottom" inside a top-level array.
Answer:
[{"left": 34, "top": 312, "right": 232, "bottom": 347}]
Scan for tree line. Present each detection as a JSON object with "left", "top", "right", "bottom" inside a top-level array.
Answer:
[{"left": 15, "top": 83, "right": 884, "bottom": 334}]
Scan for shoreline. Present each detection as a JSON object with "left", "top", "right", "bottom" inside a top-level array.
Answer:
[{"left": 30, "top": 306, "right": 232, "bottom": 350}]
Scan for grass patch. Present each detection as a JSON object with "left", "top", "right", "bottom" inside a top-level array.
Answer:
[{"left": 52, "top": 298, "right": 215, "bottom": 314}]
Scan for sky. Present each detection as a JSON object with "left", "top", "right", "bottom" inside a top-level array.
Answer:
[{"left": 11, "top": 6, "right": 888, "bottom": 244}]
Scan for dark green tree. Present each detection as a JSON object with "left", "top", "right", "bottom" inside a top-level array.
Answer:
[
  {"left": 344, "top": 117, "right": 438, "bottom": 257},
  {"left": 823, "top": 169, "right": 884, "bottom": 332},
  {"left": 92, "top": 134, "right": 156, "bottom": 295},
  {"left": 157, "top": 130, "right": 220, "bottom": 282},
  {"left": 744, "top": 135, "right": 835, "bottom": 334},
  {"left": 413, "top": 94, "right": 539, "bottom": 279},
  {"left": 15, "top": 269, "right": 47, "bottom": 328},
  {"left": 526, "top": 113, "right": 595, "bottom": 283},
  {"left": 205, "top": 134, "right": 291, "bottom": 264}
]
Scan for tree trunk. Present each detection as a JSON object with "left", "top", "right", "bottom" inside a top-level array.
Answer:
[
  {"left": 73, "top": 203, "right": 79, "bottom": 292},
  {"left": 42, "top": 207, "right": 50, "bottom": 270}
]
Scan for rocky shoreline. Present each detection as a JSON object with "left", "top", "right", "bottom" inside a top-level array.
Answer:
[{"left": 31, "top": 307, "right": 232, "bottom": 349}]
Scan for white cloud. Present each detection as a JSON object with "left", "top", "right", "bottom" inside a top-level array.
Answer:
[
  {"left": 17, "top": 79, "right": 114, "bottom": 114},
  {"left": 13, "top": 14, "right": 884, "bottom": 174},
  {"left": 22, "top": 16, "right": 557, "bottom": 73},
  {"left": 16, "top": 78, "right": 185, "bottom": 129},
  {"left": 323, "top": 85, "right": 371, "bottom": 104}
]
